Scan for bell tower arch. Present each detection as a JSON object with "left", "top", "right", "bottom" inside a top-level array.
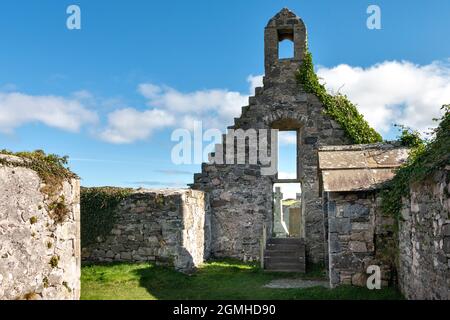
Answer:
[{"left": 264, "top": 8, "right": 307, "bottom": 82}]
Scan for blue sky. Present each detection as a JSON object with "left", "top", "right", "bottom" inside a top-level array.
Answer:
[{"left": 1, "top": 0, "right": 449, "bottom": 188}]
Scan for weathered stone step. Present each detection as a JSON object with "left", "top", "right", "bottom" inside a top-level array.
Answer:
[
  {"left": 265, "top": 250, "right": 304, "bottom": 258},
  {"left": 264, "top": 256, "right": 305, "bottom": 264},
  {"left": 265, "top": 261, "right": 305, "bottom": 272},
  {"left": 264, "top": 238, "right": 306, "bottom": 273},
  {"left": 268, "top": 238, "right": 304, "bottom": 245},
  {"left": 266, "top": 243, "right": 305, "bottom": 251}
]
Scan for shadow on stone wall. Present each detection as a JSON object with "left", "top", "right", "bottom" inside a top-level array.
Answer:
[{"left": 81, "top": 188, "right": 209, "bottom": 273}]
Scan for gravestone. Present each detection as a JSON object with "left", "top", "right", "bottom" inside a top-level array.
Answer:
[{"left": 273, "top": 187, "right": 288, "bottom": 237}]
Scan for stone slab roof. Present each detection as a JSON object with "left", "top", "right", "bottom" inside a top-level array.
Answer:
[{"left": 318, "top": 143, "right": 409, "bottom": 192}]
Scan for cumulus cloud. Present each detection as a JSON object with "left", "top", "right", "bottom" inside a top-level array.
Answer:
[
  {"left": 101, "top": 76, "right": 264, "bottom": 143},
  {"left": 316, "top": 60, "right": 450, "bottom": 134},
  {"left": 0, "top": 91, "right": 97, "bottom": 134},
  {"left": 99, "top": 108, "right": 175, "bottom": 144},
  {"left": 138, "top": 84, "right": 248, "bottom": 129},
  {"left": 7, "top": 59, "right": 448, "bottom": 144},
  {"left": 105, "top": 59, "right": 450, "bottom": 144},
  {"left": 247, "top": 74, "right": 263, "bottom": 93}
]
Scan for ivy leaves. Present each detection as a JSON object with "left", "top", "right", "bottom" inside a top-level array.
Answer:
[
  {"left": 296, "top": 51, "right": 383, "bottom": 144},
  {"left": 81, "top": 187, "right": 132, "bottom": 247}
]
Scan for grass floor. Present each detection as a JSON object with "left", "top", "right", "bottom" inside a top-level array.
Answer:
[{"left": 81, "top": 259, "right": 403, "bottom": 300}]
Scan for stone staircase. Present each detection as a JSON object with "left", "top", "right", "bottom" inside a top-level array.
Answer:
[{"left": 264, "top": 238, "right": 306, "bottom": 273}]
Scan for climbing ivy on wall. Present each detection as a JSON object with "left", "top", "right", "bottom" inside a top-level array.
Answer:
[
  {"left": 381, "top": 104, "right": 450, "bottom": 219},
  {"left": 377, "top": 105, "right": 449, "bottom": 270},
  {"left": 296, "top": 50, "right": 383, "bottom": 144},
  {"left": 81, "top": 187, "right": 133, "bottom": 247}
]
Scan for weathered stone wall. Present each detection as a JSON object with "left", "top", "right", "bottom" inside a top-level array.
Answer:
[
  {"left": 191, "top": 9, "right": 350, "bottom": 264},
  {"left": 82, "top": 189, "right": 209, "bottom": 272},
  {"left": 398, "top": 168, "right": 450, "bottom": 300},
  {"left": 327, "top": 191, "right": 394, "bottom": 288},
  {"left": 0, "top": 155, "right": 80, "bottom": 300}
]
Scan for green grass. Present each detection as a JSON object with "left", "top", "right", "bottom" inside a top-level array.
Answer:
[{"left": 81, "top": 259, "right": 403, "bottom": 300}]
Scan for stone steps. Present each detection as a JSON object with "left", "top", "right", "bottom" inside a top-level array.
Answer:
[
  {"left": 264, "top": 238, "right": 306, "bottom": 273},
  {"left": 268, "top": 238, "right": 304, "bottom": 245},
  {"left": 264, "top": 250, "right": 304, "bottom": 258}
]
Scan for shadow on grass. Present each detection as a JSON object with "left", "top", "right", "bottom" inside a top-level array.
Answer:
[
  {"left": 130, "top": 259, "right": 403, "bottom": 300},
  {"left": 80, "top": 259, "right": 403, "bottom": 300}
]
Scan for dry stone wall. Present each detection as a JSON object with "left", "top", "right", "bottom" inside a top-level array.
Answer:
[
  {"left": 398, "top": 168, "right": 450, "bottom": 299},
  {"left": 82, "top": 189, "right": 209, "bottom": 272},
  {"left": 0, "top": 155, "right": 80, "bottom": 300}
]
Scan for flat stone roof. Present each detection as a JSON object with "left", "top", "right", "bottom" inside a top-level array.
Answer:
[{"left": 318, "top": 143, "right": 409, "bottom": 192}]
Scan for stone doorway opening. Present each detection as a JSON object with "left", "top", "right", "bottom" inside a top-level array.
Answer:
[
  {"left": 272, "top": 130, "right": 304, "bottom": 239},
  {"left": 272, "top": 182, "right": 302, "bottom": 238}
]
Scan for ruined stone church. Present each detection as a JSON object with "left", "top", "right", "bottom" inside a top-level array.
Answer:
[
  {"left": 191, "top": 8, "right": 350, "bottom": 266},
  {"left": 191, "top": 7, "right": 403, "bottom": 272},
  {"left": 3, "top": 8, "right": 448, "bottom": 300}
]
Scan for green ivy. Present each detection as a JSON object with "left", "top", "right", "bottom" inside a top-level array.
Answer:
[
  {"left": 81, "top": 187, "right": 133, "bottom": 247},
  {"left": 395, "top": 124, "right": 424, "bottom": 148},
  {"left": 377, "top": 105, "right": 449, "bottom": 270},
  {"left": 296, "top": 50, "right": 383, "bottom": 144},
  {"left": 381, "top": 104, "right": 450, "bottom": 219}
]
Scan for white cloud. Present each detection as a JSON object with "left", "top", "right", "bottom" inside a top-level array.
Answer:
[
  {"left": 138, "top": 84, "right": 248, "bottom": 127},
  {"left": 277, "top": 171, "right": 296, "bottom": 179},
  {"left": 274, "top": 180, "right": 301, "bottom": 200},
  {"left": 6, "top": 59, "right": 448, "bottom": 144},
  {"left": 0, "top": 91, "right": 97, "bottom": 134},
  {"left": 100, "top": 77, "right": 263, "bottom": 144},
  {"left": 278, "top": 131, "right": 297, "bottom": 145},
  {"left": 317, "top": 60, "right": 450, "bottom": 134},
  {"left": 247, "top": 74, "right": 263, "bottom": 93},
  {"left": 99, "top": 108, "right": 175, "bottom": 144}
]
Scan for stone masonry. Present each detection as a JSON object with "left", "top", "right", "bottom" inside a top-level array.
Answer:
[
  {"left": 326, "top": 191, "right": 394, "bottom": 288},
  {"left": 0, "top": 155, "right": 80, "bottom": 300},
  {"left": 319, "top": 143, "right": 409, "bottom": 288},
  {"left": 398, "top": 168, "right": 450, "bottom": 299},
  {"left": 191, "top": 8, "right": 350, "bottom": 264},
  {"left": 82, "top": 189, "right": 209, "bottom": 272}
]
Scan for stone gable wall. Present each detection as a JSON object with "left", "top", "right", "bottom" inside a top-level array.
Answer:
[
  {"left": 81, "top": 189, "right": 209, "bottom": 272},
  {"left": 191, "top": 9, "right": 351, "bottom": 265},
  {"left": 0, "top": 157, "right": 80, "bottom": 300},
  {"left": 398, "top": 168, "right": 450, "bottom": 299},
  {"left": 192, "top": 87, "right": 350, "bottom": 263}
]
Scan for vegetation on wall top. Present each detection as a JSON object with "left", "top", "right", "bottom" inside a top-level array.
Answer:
[
  {"left": 296, "top": 50, "right": 383, "bottom": 144},
  {"left": 0, "top": 149, "right": 77, "bottom": 184},
  {"left": 381, "top": 104, "right": 450, "bottom": 219},
  {"left": 81, "top": 187, "right": 133, "bottom": 247},
  {"left": 0, "top": 149, "right": 77, "bottom": 223}
]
